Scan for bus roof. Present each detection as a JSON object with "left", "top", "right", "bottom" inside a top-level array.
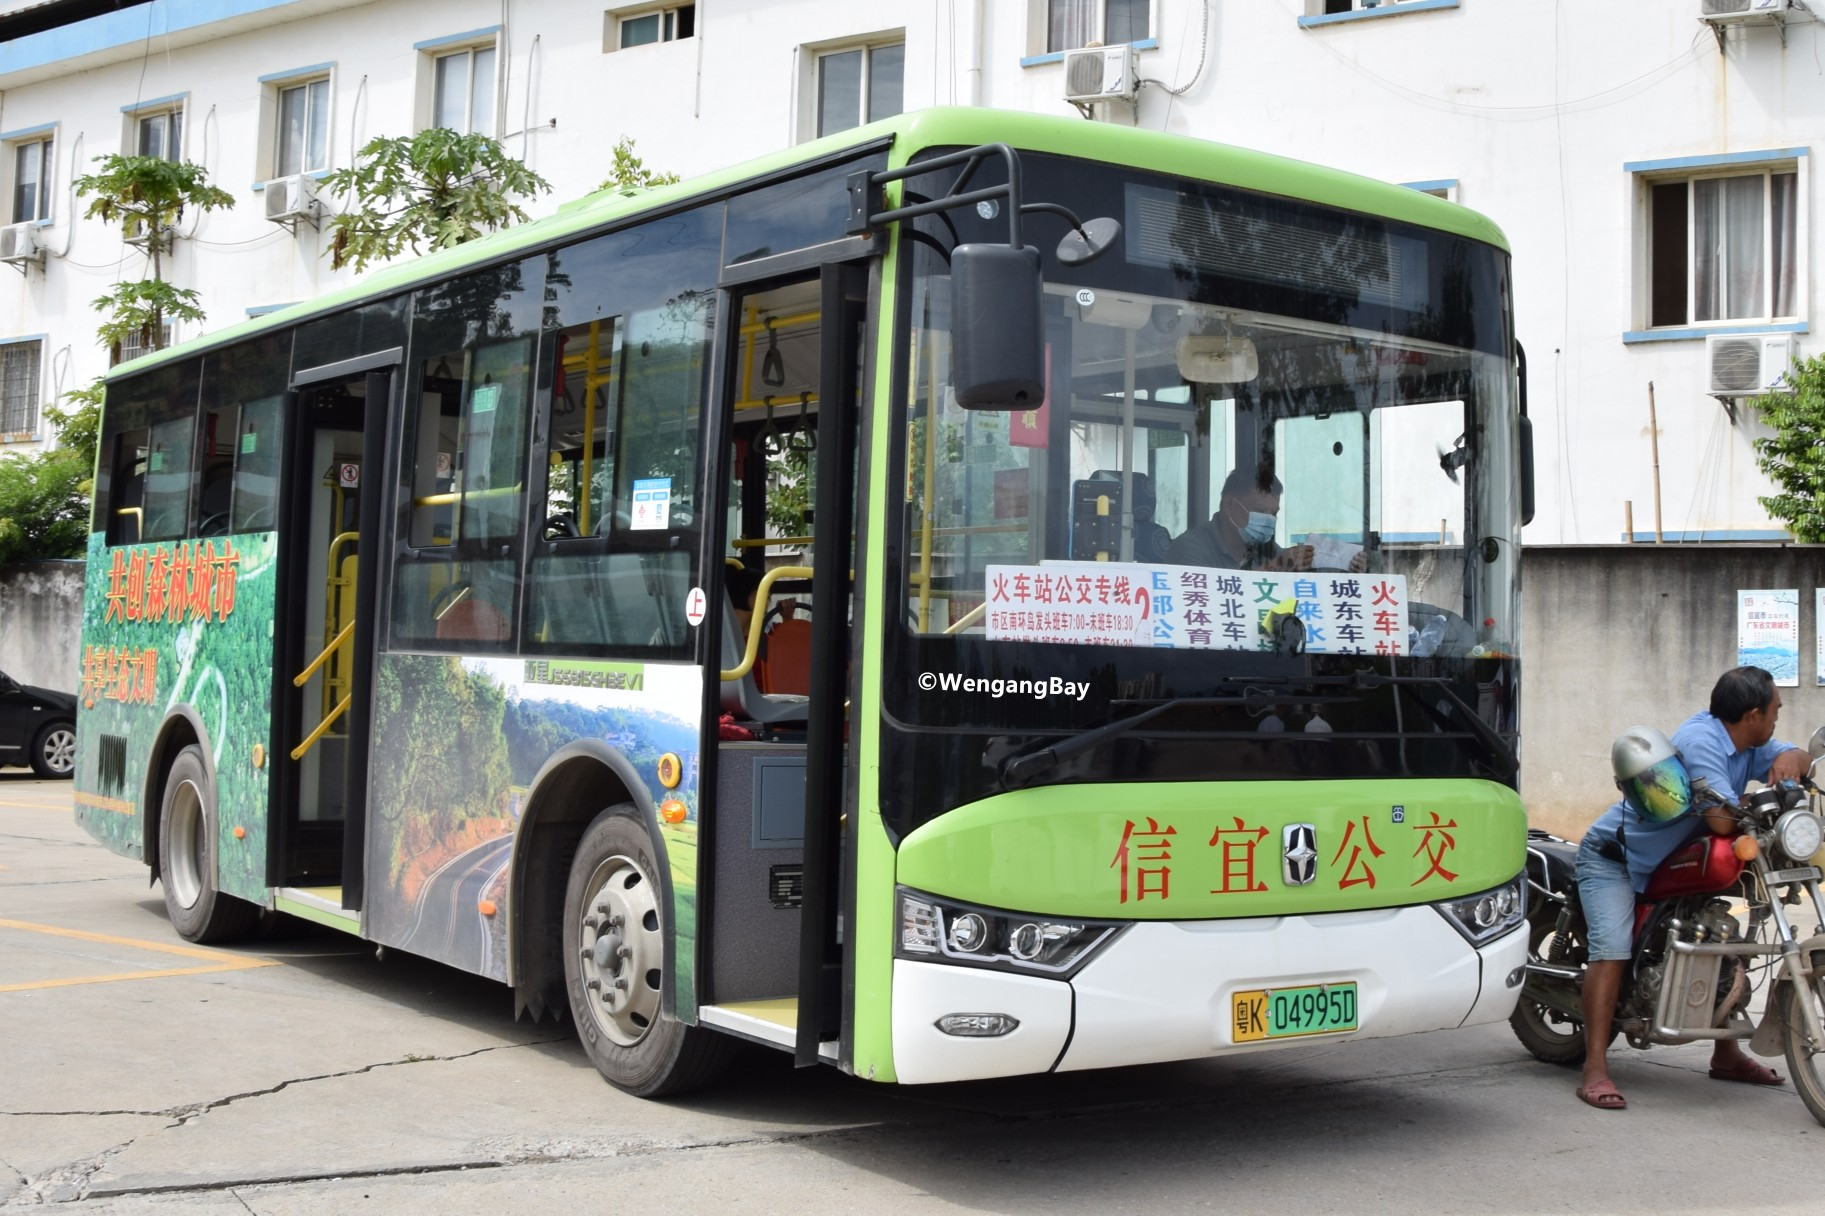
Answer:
[{"left": 108, "top": 106, "right": 1510, "bottom": 380}]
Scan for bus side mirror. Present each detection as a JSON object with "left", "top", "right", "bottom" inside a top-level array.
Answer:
[
  {"left": 951, "top": 243, "right": 1044, "bottom": 410},
  {"left": 1518, "top": 413, "right": 1535, "bottom": 526}
]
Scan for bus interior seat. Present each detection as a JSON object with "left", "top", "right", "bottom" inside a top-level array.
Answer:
[
  {"left": 435, "top": 596, "right": 511, "bottom": 641},
  {"left": 755, "top": 617, "right": 812, "bottom": 697},
  {"left": 721, "top": 593, "right": 808, "bottom": 725}
]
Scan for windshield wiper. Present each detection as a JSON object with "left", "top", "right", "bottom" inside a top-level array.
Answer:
[
  {"left": 1353, "top": 672, "right": 1518, "bottom": 779},
  {"left": 997, "top": 689, "right": 1357, "bottom": 790}
]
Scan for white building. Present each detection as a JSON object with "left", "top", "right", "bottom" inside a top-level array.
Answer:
[{"left": 1, "top": 0, "right": 1817, "bottom": 548}]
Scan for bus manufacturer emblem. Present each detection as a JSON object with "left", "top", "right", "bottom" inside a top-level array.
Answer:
[{"left": 1283, "top": 824, "right": 1317, "bottom": 886}]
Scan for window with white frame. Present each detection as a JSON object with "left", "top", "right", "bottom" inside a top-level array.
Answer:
[
  {"left": 815, "top": 41, "right": 904, "bottom": 138},
  {"left": 1, "top": 340, "right": 43, "bottom": 439},
  {"left": 1047, "top": 0, "right": 1150, "bottom": 53},
  {"left": 430, "top": 44, "right": 497, "bottom": 134},
  {"left": 135, "top": 107, "right": 183, "bottom": 161},
  {"left": 9, "top": 136, "right": 53, "bottom": 224},
  {"left": 610, "top": 3, "right": 695, "bottom": 51},
  {"left": 1645, "top": 165, "right": 1799, "bottom": 329},
  {"left": 274, "top": 76, "right": 330, "bottom": 177}
]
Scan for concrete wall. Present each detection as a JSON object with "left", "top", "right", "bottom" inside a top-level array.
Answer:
[
  {"left": 0, "top": 560, "right": 84, "bottom": 690},
  {"left": 1521, "top": 544, "right": 1825, "bottom": 838}
]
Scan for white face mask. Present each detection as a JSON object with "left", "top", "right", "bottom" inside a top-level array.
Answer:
[{"left": 1241, "top": 511, "right": 1277, "bottom": 544}]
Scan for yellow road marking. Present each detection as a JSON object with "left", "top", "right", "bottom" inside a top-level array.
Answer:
[
  {"left": 0, "top": 798, "right": 68, "bottom": 810},
  {"left": 0, "top": 918, "right": 278, "bottom": 992}
]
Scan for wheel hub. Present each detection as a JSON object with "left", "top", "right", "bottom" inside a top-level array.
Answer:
[{"left": 575, "top": 854, "right": 662, "bottom": 1047}]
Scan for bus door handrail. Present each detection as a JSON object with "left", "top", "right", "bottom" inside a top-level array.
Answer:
[
  {"left": 290, "top": 693, "right": 352, "bottom": 761},
  {"left": 294, "top": 621, "right": 354, "bottom": 689},
  {"left": 721, "top": 565, "right": 813, "bottom": 681}
]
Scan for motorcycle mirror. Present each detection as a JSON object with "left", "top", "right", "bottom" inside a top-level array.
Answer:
[{"left": 1808, "top": 725, "right": 1825, "bottom": 761}]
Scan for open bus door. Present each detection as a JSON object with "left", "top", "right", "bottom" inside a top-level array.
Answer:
[
  {"left": 697, "top": 257, "right": 868, "bottom": 1068},
  {"left": 269, "top": 353, "right": 396, "bottom": 919}
]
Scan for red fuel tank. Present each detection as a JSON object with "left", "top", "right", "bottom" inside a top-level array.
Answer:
[{"left": 1641, "top": 832, "right": 1744, "bottom": 901}]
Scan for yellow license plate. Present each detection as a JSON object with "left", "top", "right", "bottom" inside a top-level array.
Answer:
[{"left": 1232, "top": 983, "right": 1359, "bottom": 1043}]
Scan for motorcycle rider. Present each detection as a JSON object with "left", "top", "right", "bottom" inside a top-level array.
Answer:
[{"left": 1573, "top": 666, "right": 1807, "bottom": 1111}]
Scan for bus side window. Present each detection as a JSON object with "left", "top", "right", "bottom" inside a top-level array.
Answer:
[
  {"left": 105, "top": 428, "right": 149, "bottom": 546},
  {"left": 196, "top": 404, "right": 238, "bottom": 537},
  {"left": 201, "top": 335, "right": 290, "bottom": 536},
  {"left": 96, "top": 360, "right": 203, "bottom": 546},
  {"left": 523, "top": 207, "right": 719, "bottom": 659},
  {"left": 229, "top": 395, "right": 284, "bottom": 533},
  {"left": 390, "top": 259, "right": 541, "bottom": 652}
]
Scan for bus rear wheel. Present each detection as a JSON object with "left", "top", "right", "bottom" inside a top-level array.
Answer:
[
  {"left": 158, "top": 745, "right": 258, "bottom": 943},
  {"left": 562, "top": 804, "right": 731, "bottom": 1097}
]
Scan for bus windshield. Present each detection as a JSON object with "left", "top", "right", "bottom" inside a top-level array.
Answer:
[{"left": 886, "top": 153, "right": 1520, "bottom": 834}]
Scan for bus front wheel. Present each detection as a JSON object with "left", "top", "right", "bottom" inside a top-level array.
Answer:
[
  {"left": 158, "top": 745, "right": 258, "bottom": 943},
  {"left": 562, "top": 804, "right": 731, "bottom": 1097}
]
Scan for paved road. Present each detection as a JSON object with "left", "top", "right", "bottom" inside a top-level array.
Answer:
[{"left": 4, "top": 771, "right": 1823, "bottom": 1214}]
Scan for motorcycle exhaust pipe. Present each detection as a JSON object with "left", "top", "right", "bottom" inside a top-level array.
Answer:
[{"left": 1524, "top": 960, "right": 1584, "bottom": 981}]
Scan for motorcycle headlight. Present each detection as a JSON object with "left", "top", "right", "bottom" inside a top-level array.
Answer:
[
  {"left": 896, "top": 887, "right": 1126, "bottom": 978},
  {"left": 1774, "top": 810, "right": 1824, "bottom": 864},
  {"left": 1433, "top": 874, "right": 1528, "bottom": 947}
]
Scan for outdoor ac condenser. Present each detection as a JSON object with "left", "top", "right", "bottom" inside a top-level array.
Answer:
[
  {"left": 1706, "top": 332, "right": 1798, "bottom": 397},
  {"left": 265, "top": 174, "right": 321, "bottom": 225},
  {"left": 1063, "top": 44, "right": 1138, "bottom": 105},
  {"left": 1700, "top": 0, "right": 1792, "bottom": 23},
  {"left": 0, "top": 222, "right": 43, "bottom": 265}
]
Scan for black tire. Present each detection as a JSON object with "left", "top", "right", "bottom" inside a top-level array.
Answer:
[
  {"left": 563, "top": 804, "right": 733, "bottom": 1098},
  {"left": 158, "top": 745, "right": 258, "bottom": 944},
  {"left": 1509, "top": 916, "right": 1610, "bottom": 1067},
  {"left": 29, "top": 720, "right": 76, "bottom": 779},
  {"left": 1782, "top": 953, "right": 1825, "bottom": 1128}
]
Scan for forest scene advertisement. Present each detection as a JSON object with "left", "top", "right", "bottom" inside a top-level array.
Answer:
[
  {"left": 72, "top": 531, "right": 278, "bottom": 905},
  {"left": 365, "top": 655, "right": 702, "bottom": 994}
]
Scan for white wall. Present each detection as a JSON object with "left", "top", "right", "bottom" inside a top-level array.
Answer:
[{"left": 2, "top": 0, "right": 1819, "bottom": 550}]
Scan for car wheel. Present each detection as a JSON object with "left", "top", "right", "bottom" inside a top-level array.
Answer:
[{"left": 30, "top": 721, "right": 76, "bottom": 779}]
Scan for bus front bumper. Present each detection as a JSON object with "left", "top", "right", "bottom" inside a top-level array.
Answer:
[{"left": 890, "top": 904, "right": 1526, "bottom": 1084}]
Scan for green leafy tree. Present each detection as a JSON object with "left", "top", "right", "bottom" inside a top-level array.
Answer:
[
  {"left": 0, "top": 383, "right": 106, "bottom": 562},
  {"left": 596, "top": 136, "right": 681, "bottom": 193},
  {"left": 322, "top": 129, "right": 551, "bottom": 273},
  {"left": 74, "top": 155, "right": 235, "bottom": 361},
  {"left": 0, "top": 448, "right": 90, "bottom": 562},
  {"left": 1752, "top": 354, "right": 1825, "bottom": 542}
]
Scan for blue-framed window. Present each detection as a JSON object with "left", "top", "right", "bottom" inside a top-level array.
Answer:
[
  {"left": 5, "top": 128, "right": 55, "bottom": 224},
  {"left": 1, "top": 337, "right": 45, "bottom": 440},
  {"left": 1047, "top": 0, "right": 1149, "bottom": 53},
  {"left": 1628, "top": 149, "right": 1806, "bottom": 332},
  {"left": 1300, "top": 1, "right": 1460, "bottom": 28}
]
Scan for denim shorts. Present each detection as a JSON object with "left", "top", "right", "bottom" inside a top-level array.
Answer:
[{"left": 1575, "top": 833, "right": 1636, "bottom": 962}]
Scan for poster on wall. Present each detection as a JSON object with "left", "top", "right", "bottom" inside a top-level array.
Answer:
[{"left": 1738, "top": 589, "right": 1800, "bottom": 687}]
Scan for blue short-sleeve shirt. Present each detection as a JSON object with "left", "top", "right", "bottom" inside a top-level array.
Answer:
[{"left": 1583, "top": 711, "right": 1796, "bottom": 892}]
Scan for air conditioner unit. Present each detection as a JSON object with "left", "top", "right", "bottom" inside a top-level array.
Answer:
[
  {"left": 1063, "top": 44, "right": 1138, "bottom": 105},
  {"left": 0, "top": 222, "right": 43, "bottom": 266},
  {"left": 1707, "top": 332, "right": 1798, "bottom": 397},
  {"left": 265, "top": 173, "right": 321, "bottom": 226},
  {"left": 1700, "top": 0, "right": 1792, "bottom": 23}
]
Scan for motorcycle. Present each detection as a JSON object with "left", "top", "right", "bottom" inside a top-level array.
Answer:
[{"left": 1511, "top": 740, "right": 1825, "bottom": 1126}]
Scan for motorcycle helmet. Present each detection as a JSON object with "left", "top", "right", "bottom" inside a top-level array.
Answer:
[{"left": 1611, "top": 725, "right": 1692, "bottom": 822}]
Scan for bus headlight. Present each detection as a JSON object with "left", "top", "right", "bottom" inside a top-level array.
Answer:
[
  {"left": 1433, "top": 875, "right": 1527, "bottom": 947},
  {"left": 896, "top": 887, "right": 1125, "bottom": 978},
  {"left": 1774, "top": 810, "right": 1824, "bottom": 864}
]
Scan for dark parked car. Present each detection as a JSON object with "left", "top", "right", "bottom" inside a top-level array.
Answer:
[{"left": 0, "top": 670, "right": 77, "bottom": 778}]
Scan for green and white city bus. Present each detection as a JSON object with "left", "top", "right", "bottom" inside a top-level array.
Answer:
[{"left": 73, "top": 107, "right": 1532, "bottom": 1094}]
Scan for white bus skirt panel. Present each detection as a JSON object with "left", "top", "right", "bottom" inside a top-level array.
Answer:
[
  {"left": 1059, "top": 906, "right": 1527, "bottom": 1073},
  {"left": 891, "top": 960, "right": 1074, "bottom": 1085}
]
